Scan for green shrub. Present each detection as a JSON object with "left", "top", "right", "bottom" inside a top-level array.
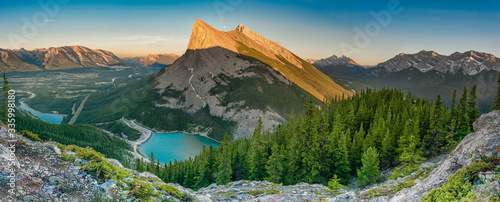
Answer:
[{"left": 21, "top": 130, "right": 42, "bottom": 142}]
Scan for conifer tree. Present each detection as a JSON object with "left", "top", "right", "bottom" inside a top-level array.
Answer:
[
  {"left": 356, "top": 147, "right": 380, "bottom": 186},
  {"left": 467, "top": 85, "right": 479, "bottom": 124},
  {"left": 216, "top": 134, "right": 232, "bottom": 185},
  {"left": 398, "top": 119, "right": 425, "bottom": 172},
  {"left": 428, "top": 94, "right": 444, "bottom": 155},
  {"left": 456, "top": 87, "right": 470, "bottom": 137},
  {"left": 493, "top": 72, "right": 500, "bottom": 111},
  {"left": 265, "top": 143, "right": 284, "bottom": 183},
  {"left": 248, "top": 117, "right": 267, "bottom": 180}
]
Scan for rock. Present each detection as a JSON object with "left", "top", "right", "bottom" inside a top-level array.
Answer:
[
  {"left": 48, "top": 176, "right": 61, "bottom": 184},
  {"left": 473, "top": 180, "right": 500, "bottom": 201},
  {"left": 0, "top": 143, "right": 19, "bottom": 167},
  {"left": 100, "top": 179, "right": 117, "bottom": 192},
  {"left": 106, "top": 158, "right": 124, "bottom": 168},
  {"left": 66, "top": 151, "right": 76, "bottom": 157},
  {"left": 473, "top": 110, "right": 500, "bottom": 133},
  {"left": 138, "top": 171, "right": 161, "bottom": 180},
  {"left": 74, "top": 159, "right": 89, "bottom": 165},
  {"left": 390, "top": 111, "right": 500, "bottom": 202}
]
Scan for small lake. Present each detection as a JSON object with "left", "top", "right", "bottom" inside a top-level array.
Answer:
[
  {"left": 20, "top": 100, "right": 64, "bottom": 124},
  {"left": 141, "top": 131, "right": 220, "bottom": 164}
]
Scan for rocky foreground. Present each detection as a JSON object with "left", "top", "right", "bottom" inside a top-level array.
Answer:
[{"left": 1, "top": 111, "right": 500, "bottom": 201}]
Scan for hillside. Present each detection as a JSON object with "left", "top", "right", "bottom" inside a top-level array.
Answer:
[
  {"left": 78, "top": 19, "right": 351, "bottom": 140},
  {"left": 0, "top": 46, "right": 129, "bottom": 72}
]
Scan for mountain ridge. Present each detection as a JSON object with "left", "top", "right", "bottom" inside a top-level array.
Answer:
[
  {"left": 0, "top": 45, "right": 129, "bottom": 72},
  {"left": 377, "top": 50, "right": 500, "bottom": 75}
]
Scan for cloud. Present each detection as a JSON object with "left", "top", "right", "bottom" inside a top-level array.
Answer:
[{"left": 44, "top": 19, "right": 56, "bottom": 22}]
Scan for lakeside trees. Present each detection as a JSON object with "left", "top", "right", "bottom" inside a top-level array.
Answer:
[{"left": 134, "top": 88, "right": 479, "bottom": 190}]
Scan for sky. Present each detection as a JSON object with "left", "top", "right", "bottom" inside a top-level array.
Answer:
[{"left": 1, "top": 0, "right": 499, "bottom": 65}]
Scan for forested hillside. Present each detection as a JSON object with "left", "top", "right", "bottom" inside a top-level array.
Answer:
[
  {"left": 133, "top": 86, "right": 481, "bottom": 190},
  {"left": 15, "top": 115, "right": 132, "bottom": 162}
]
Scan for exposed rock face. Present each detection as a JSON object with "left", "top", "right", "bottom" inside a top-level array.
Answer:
[
  {"left": 390, "top": 111, "right": 500, "bottom": 202},
  {"left": 310, "top": 55, "right": 361, "bottom": 68},
  {"left": 3, "top": 45, "right": 129, "bottom": 71},
  {"left": 377, "top": 50, "right": 500, "bottom": 75}
]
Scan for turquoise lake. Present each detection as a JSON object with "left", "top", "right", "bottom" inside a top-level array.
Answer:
[
  {"left": 20, "top": 100, "right": 64, "bottom": 124},
  {"left": 141, "top": 131, "right": 220, "bottom": 164}
]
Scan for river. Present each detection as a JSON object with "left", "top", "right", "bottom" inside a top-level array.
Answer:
[{"left": 19, "top": 99, "right": 64, "bottom": 124}]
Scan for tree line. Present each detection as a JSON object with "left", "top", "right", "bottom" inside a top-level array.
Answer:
[{"left": 132, "top": 82, "right": 491, "bottom": 189}]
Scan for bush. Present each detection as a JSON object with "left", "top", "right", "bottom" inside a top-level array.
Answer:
[{"left": 21, "top": 130, "right": 42, "bottom": 142}]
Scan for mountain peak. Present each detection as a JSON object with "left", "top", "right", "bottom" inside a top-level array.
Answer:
[{"left": 187, "top": 19, "right": 237, "bottom": 52}]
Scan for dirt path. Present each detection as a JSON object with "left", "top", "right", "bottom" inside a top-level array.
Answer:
[{"left": 68, "top": 94, "right": 90, "bottom": 125}]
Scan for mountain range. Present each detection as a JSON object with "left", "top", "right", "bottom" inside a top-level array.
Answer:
[
  {"left": 122, "top": 53, "right": 181, "bottom": 67},
  {"left": 0, "top": 46, "right": 129, "bottom": 72},
  {"left": 79, "top": 19, "right": 352, "bottom": 140},
  {"left": 313, "top": 50, "right": 500, "bottom": 112}
]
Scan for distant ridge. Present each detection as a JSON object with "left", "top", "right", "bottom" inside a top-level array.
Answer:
[
  {"left": 0, "top": 45, "right": 129, "bottom": 72},
  {"left": 377, "top": 50, "right": 500, "bottom": 75}
]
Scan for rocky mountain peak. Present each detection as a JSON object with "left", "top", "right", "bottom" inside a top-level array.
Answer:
[
  {"left": 311, "top": 54, "right": 361, "bottom": 68},
  {"left": 187, "top": 19, "right": 237, "bottom": 52}
]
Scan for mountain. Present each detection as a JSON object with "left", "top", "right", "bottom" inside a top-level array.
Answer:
[
  {"left": 314, "top": 50, "right": 500, "bottom": 112},
  {"left": 308, "top": 54, "right": 361, "bottom": 68},
  {"left": 377, "top": 50, "right": 500, "bottom": 75},
  {"left": 0, "top": 45, "right": 129, "bottom": 72},
  {"left": 79, "top": 19, "right": 352, "bottom": 140},
  {"left": 122, "top": 53, "right": 181, "bottom": 67},
  {"left": 0, "top": 49, "right": 44, "bottom": 73}
]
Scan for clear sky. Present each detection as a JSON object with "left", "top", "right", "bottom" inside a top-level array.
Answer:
[{"left": 1, "top": 0, "right": 499, "bottom": 65}]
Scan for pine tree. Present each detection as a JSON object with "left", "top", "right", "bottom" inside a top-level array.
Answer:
[
  {"left": 450, "top": 90, "right": 457, "bottom": 117},
  {"left": 216, "top": 134, "right": 232, "bottom": 185},
  {"left": 398, "top": 119, "right": 425, "bottom": 173},
  {"left": 428, "top": 94, "right": 444, "bottom": 155},
  {"left": 1, "top": 74, "right": 10, "bottom": 122},
  {"left": 356, "top": 147, "right": 380, "bottom": 186},
  {"left": 248, "top": 117, "right": 267, "bottom": 180},
  {"left": 350, "top": 124, "right": 365, "bottom": 169},
  {"left": 456, "top": 87, "right": 470, "bottom": 137},
  {"left": 265, "top": 143, "right": 284, "bottom": 183},
  {"left": 493, "top": 72, "right": 500, "bottom": 111},
  {"left": 468, "top": 85, "right": 479, "bottom": 124}
]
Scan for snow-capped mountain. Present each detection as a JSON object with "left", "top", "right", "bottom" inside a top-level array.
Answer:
[
  {"left": 308, "top": 55, "right": 361, "bottom": 68},
  {"left": 377, "top": 50, "right": 500, "bottom": 75}
]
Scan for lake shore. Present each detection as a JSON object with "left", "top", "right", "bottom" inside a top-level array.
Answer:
[{"left": 121, "top": 117, "right": 221, "bottom": 161}]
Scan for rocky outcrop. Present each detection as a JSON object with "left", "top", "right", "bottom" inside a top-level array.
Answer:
[
  {"left": 390, "top": 110, "right": 500, "bottom": 202},
  {"left": 376, "top": 50, "right": 500, "bottom": 75}
]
